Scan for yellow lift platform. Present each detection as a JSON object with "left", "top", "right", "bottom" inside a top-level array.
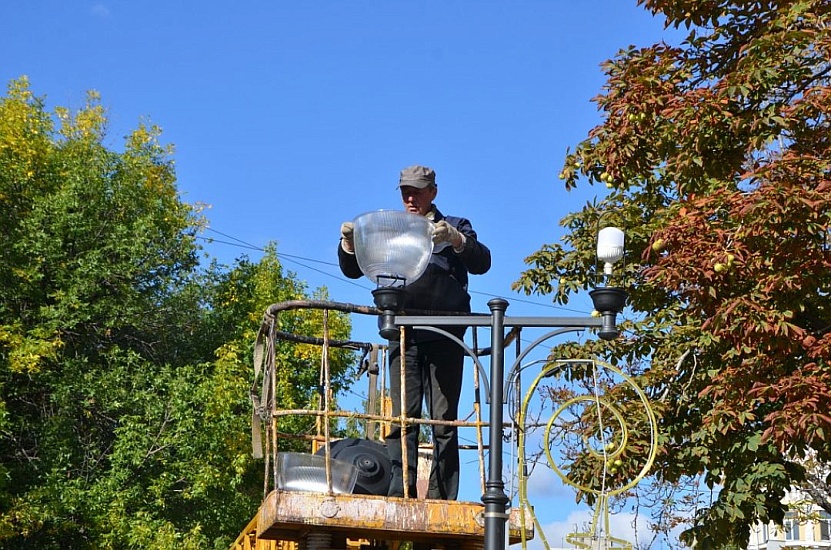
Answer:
[{"left": 232, "top": 491, "right": 531, "bottom": 550}]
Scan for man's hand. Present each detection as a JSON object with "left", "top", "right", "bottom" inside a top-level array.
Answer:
[
  {"left": 340, "top": 222, "right": 355, "bottom": 253},
  {"left": 432, "top": 220, "right": 464, "bottom": 251}
]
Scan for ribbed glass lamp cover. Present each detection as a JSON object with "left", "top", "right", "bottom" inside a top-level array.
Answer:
[{"left": 353, "top": 210, "right": 433, "bottom": 286}]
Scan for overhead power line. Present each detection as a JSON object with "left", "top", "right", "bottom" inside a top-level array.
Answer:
[{"left": 198, "top": 227, "right": 589, "bottom": 315}]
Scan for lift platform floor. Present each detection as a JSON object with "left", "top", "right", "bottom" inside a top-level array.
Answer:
[{"left": 256, "top": 489, "right": 534, "bottom": 549}]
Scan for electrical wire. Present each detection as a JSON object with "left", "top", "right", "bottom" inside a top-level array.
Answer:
[{"left": 198, "top": 227, "right": 591, "bottom": 315}]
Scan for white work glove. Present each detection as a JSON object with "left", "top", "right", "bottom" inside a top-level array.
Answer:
[
  {"left": 340, "top": 222, "right": 355, "bottom": 254},
  {"left": 432, "top": 220, "right": 465, "bottom": 251}
]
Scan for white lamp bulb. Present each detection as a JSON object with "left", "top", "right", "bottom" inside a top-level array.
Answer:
[{"left": 597, "top": 227, "right": 625, "bottom": 276}]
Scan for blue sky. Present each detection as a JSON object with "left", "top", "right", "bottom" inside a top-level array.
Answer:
[{"left": 2, "top": 2, "right": 680, "bottom": 547}]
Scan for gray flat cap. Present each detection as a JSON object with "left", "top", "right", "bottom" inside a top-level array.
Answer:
[{"left": 398, "top": 165, "right": 437, "bottom": 188}]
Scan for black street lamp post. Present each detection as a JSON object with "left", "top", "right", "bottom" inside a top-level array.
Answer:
[{"left": 392, "top": 290, "right": 624, "bottom": 550}]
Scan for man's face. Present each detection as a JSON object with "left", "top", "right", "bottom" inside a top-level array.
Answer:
[{"left": 400, "top": 185, "right": 437, "bottom": 216}]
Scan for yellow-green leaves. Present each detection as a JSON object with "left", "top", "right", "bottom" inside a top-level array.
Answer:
[{"left": 0, "top": 323, "right": 63, "bottom": 374}]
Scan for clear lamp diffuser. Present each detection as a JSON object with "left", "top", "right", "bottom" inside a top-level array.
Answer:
[
  {"left": 276, "top": 452, "right": 358, "bottom": 494},
  {"left": 353, "top": 210, "right": 433, "bottom": 287}
]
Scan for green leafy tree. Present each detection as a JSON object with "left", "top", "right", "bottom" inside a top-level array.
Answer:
[
  {"left": 515, "top": 1, "right": 830, "bottom": 547},
  {"left": 202, "top": 247, "right": 357, "bottom": 452},
  {"left": 0, "top": 77, "right": 355, "bottom": 549}
]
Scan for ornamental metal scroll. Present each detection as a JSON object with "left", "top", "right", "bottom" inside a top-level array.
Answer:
[{"left": 515, "top": 358, "right": 658, "bottom": 550}]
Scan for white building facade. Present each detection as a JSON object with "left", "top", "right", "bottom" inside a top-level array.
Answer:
[{"left": 746, "top": 490, "right": 831, "bottom": 549}]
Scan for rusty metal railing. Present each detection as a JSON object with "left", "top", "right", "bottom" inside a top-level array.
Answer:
[{"left": 250, "top": 299, "right": 492, "bottom": 500}]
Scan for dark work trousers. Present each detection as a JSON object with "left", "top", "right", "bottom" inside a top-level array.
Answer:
[{"left": 386, "top": 338, "right": 464, "bottom": 500}]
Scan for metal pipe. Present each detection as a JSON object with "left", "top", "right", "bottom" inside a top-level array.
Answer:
[
  {"left": 397, "top": 314, "right": 603, "bottom": 329},
  {"left": 483, "top": 298, "right": 510, "bottom": 550}
]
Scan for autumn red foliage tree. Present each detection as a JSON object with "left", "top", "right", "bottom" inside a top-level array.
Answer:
[{"left": 515, "top": 1, "right": 831, "bottom": 546}]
